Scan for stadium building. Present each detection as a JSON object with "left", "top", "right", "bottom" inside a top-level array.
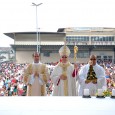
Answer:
[{"left": 4, "top": 27, "right": 115, "bottom": 64}]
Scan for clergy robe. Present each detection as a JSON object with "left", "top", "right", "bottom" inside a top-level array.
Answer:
[
  {"left": 78, "top": 63, "right": 106, "bottom": 96},
  {"left": 51, "top": 62, "right": 77, "bottom": 96},
  {"left": 23, "top": 62, "right": 50, "bottom": 96}
]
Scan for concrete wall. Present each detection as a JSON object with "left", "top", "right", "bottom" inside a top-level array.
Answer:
[
  {"left": 15, "top": 33, "right": 65, "bottom": 45},
  {"left": 16, "top": 50, "right": 114, "bottom": 64},
  {"left": 16, "top": 51, "right": 34, "bottom": 63}
]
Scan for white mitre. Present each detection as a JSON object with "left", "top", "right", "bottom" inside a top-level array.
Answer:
[{"left": 59, "top": 45, "right": 70, "bottom": 57}]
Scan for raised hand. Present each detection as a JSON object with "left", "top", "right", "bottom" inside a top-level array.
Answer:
[
  {"left": 74, "top": 63, "right": 78, "bottom": 70},
  {"left": 34, "top": 71, "right": 39, "bottom": 77},
  {"left": 85, "top": 80, "right": 91, "bottom": 84}
]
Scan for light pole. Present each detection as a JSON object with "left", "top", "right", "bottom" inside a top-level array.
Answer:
[{"left": 32, "top": 3, "right": 43, "bottom": 53}]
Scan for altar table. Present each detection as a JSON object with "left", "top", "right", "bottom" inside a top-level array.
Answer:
[{"left": 0, "top": 96, "right": 114, "bottom": 115}]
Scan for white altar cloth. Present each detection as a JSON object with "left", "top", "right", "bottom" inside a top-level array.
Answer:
[{"left": 0, "top": 96, "right": 115, "bottom": 115}]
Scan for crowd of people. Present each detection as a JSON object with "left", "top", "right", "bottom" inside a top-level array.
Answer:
[
  {"left": 0, "top": 62, "right": 28, "bottom": 96},
  {"left": 0, "top": 46, "right": 115, "bottom": 96}
]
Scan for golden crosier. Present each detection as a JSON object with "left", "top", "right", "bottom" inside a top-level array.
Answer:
[
  {"left": 74, "top": 45, "right": 78, "bottom": 62},
  {"left": 74, "top": 46, "right": 78, "bottom": 54}
]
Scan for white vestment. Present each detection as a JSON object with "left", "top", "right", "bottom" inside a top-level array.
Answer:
[
  {"left": 78, "top": 63, "right": 106, "bottom": 96},
  {"left": 24, "top": 62, "right": 50, "bottom": 96},
  {"left": 51, "top": 63, "right": 77, "bottom": 96}
]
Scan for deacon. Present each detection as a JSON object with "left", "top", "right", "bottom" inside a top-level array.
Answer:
[
  {"left": 78, "top": 54, "right": 106, "bottom": 96},
  {"left": 51, "top": 45, "right": 78, "bottom": 96},
  {"left": 23, "top": 52, "right": 50, "bottom": 96}
]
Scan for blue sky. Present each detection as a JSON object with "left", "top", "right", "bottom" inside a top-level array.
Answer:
[{"left": 0, "top": 0, "right": 115, "bottom": 47}]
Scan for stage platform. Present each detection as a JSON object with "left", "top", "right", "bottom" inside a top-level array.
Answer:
[{"left": 0, "top": 96, "right": 115, "bottom": 115}]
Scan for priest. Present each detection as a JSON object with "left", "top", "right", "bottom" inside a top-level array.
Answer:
[
  {"left": 51, "top": 45, "right": 78, "bottom": 96},
  {"left": 23, "top": 52, "right": 50, "bottom": 96},
  {"left": 78, "top": 54, "right": 107, "bottom": 96}
]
